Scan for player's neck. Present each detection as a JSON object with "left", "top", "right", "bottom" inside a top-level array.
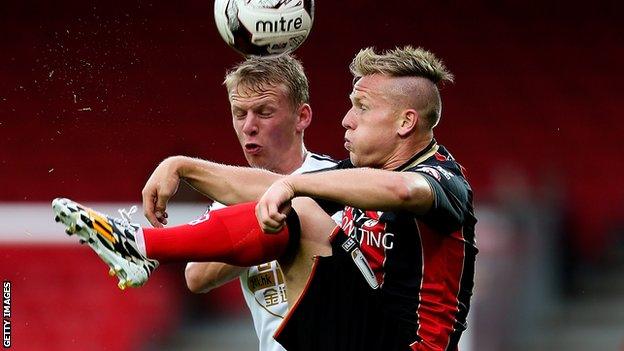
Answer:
[
  {"left": 381, "top": 134, "right": 433, "bottom": 170},
  {"left": 271, "top": 145, "right": 308, "bottom": 175}
]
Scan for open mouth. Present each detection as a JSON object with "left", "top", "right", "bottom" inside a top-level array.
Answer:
[{"left": 244, "top": 143, "right": 262, "bottom": 154}]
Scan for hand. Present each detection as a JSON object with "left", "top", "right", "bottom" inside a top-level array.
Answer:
[
  {"left": 141, "top": 157, "right": 182, "bottom": 227},
  {"left": 256, "top": 177, "right": 295, "bottom": 233}
]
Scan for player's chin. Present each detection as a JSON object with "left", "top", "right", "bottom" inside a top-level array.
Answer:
[
  {"left": 247, "top": 154, "right": 272, "bottom": 169},
  {"left": 244, "top": 153, "right": 262, "bottom": 166},
  {"left": 350, "top": 153, "right": 377, "bottom": 168},
  {"left": 349, "top": 153, "right": 362, "bottom": 167}
]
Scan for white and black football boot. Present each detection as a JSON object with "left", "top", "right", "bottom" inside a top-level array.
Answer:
[{"left": 52, "top": 198, "right": 159, "bottom": 290}]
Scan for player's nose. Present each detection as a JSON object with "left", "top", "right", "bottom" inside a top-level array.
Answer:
[
  {"left": 341, "top": 109, "right": 356, "bottom": 130},
  {"left": 242, "top": 113, "right": 259, "bottom": 135}
]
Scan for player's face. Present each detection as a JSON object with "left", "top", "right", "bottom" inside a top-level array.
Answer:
[
  {"left": 229, "top": 83, "right": 306, "bottom": 174},
  {"left": 342, "top": 74, "right": 401, "bottom": 169}
]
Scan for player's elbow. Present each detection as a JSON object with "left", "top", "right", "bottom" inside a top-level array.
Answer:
[
  {"left": 385, "top": 174, "right": 413, "bottom": 202},
  {"left": 390, "top": 174, "right": 433, "bottom": 213},
  {"left": 185, "top": 263, "right": 213, "bottom": 294}
]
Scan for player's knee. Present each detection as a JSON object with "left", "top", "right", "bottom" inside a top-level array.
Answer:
[
  {"left": 291, "top": 197, "right": 318, "bottom": 212},
  {"left": 184, "top": 263, "right": 209, "bottom": 294}
]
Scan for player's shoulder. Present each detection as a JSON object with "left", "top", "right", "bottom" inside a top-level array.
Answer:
[{"left": 409, "top": 145, "right": 466, "bottom": 180}]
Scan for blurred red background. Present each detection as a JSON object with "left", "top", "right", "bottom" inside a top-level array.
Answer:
[{"left": 1, "top": 1, "right": 623, "bottom": 350}]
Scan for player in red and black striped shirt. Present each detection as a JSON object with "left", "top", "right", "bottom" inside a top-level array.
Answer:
[
  {"left": 257, "top": 47, "right": 477, "bottom": 351},
  {"left": 262, "top": 141, "right": 476, "bottom": 351}
]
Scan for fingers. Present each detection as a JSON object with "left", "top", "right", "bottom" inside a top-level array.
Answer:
[
  {"left": 256, "top": 201, "right": 287, "bottom": 233},
  {"left": 256, "top": 196, "right": 290, "bottom": 233},
  {"left": 142, "top": 186, "right": 170, "bottom": 228},
  {"left": 268, "top": 200, "right": 288, "bottom": 227},
  {"left": 155, "top": 210, "right": 169, "bottom": 226},
  {"left": 255, "top": 180, "right": 295, "bottom": 233},
  {"left": 154, "top": 194, "right": 169, "bottom": 226},
  {"left": 255, "top": 202, "right": 279, "bottom": 233},
  {"left": 278, "top": 201, "right": 292, "bottom": 216},
  {"left": 141, "top": 163, "right": 178, "bottom": 227},
  {"left": 142, "top": 188, "right": 163, "bottom": 228}
]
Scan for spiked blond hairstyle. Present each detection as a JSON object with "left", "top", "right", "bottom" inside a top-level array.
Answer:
[
  {"left": 224, "top": 54, "right": 309, "bottom": 109},
  {"left": 350, "top": 46, "right": 453, "bottom": 84},
  {"left": 350, "top": 46, "right": 453, "bottom": 129}
]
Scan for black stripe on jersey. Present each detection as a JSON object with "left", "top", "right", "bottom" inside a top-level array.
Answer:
[
  {"left": 310, "top": 154, "right": 337, "bottom": 163},
  {"left": 446, "top": 195, "right": 477, "bottom": 350},
  {"left": 302, "top": 159, "right": 351, "bottom": 175}
]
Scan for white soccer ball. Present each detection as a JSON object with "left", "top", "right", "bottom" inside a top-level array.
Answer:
[{"left": 214, "top": 0, "right": 314, "bottom": 57}]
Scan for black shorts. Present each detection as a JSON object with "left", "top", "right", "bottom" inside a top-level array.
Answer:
[{"left": 274, "top": 228, "right": 416, "bottom": 351}]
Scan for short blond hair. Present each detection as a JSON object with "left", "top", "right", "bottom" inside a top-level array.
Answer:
[
  {"left": 224, "top": 55, "right": 309, "bottom": 109},
  {"left": 350, "top": 46, "right": 454, "bottom": 84},
  {"left": 351, "top": 46, "right": 453, "bottom": 129}
]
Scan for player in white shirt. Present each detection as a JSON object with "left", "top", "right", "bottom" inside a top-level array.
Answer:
[
  {"left": 204, "top": 153, "right": 339, "bottom": 351},
  {"left": 143, "top": 55, "right": 337, "bottom": 351}
]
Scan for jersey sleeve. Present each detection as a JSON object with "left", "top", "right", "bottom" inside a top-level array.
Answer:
[{"left": 409, "top": 164, "right": 471, "bottom": 233}]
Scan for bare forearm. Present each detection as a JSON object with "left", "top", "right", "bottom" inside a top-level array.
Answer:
[
  {"left": 174, "top": 156, "right": 283, "bottom": 205},
  {"left": 289, "top": 168, "right": 433, "bottom": 213},
  {"left": 185, "top": 262, "right": 246, "bottom": 293}
]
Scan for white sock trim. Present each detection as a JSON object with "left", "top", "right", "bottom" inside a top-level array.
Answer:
[{"left": 135, "top": 227, "right": 147, "bottom": 257}]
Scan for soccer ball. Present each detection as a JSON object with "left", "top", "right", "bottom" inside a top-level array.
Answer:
[{"left": 214, "top": 0, "right": 314, "bottom": 57}]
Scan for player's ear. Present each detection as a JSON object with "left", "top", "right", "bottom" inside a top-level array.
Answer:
[
  {"left": 397, "top": 109, "right": 418, "bottom": 137},
  {"left": 296, "top": 103, "right": 312, "bottom": 132}
]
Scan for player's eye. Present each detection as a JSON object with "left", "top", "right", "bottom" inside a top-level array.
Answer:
[
  {"left": 353, "top": 102, "right": 366, "bottom": 112},
  {"left": 233, "top": 111, "right": 247, "bottom": 119},
  {"left": 258, "top": 109, "right": 274, "bottom": 117}
]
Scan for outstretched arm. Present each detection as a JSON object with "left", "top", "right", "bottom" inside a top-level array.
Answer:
[
  {"left": 256, "top": 168, "right": 434, "bottom": 231},
  {"left": 142, "top": 156, "right": 282, "bottom": 227}
]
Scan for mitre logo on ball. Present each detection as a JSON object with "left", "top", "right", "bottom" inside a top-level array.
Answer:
[{"left": 214, "top": 0, "right": 314, "bottom": 57}]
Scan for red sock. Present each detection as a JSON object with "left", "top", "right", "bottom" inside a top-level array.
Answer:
[{"left": 142, "top": 202, "right": 299, "bottom": 265}]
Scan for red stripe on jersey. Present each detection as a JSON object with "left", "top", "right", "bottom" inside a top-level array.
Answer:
[
  {"left": 360, "top": 239, "right": 387, "bottom": 284},
  {"left": 434, "top": 152, "right": 447, "bottom": 162},
  {"left": 359, "top": 210, "right": 388, "bottom": 284},
  {"left": 340, "top": 207, "right": 389, "bottom": 285},
  {"left": 412, "top": 220, "right": 465, "bottom": 351}
]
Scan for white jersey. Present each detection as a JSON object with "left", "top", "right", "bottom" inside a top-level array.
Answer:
[{"left": 214, "top": 152, "right": 339, "bottom": 351}]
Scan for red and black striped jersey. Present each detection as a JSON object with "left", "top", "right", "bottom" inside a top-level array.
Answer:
[{"left": 321, "top": 139, "right": 477, "bottom": 351}]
